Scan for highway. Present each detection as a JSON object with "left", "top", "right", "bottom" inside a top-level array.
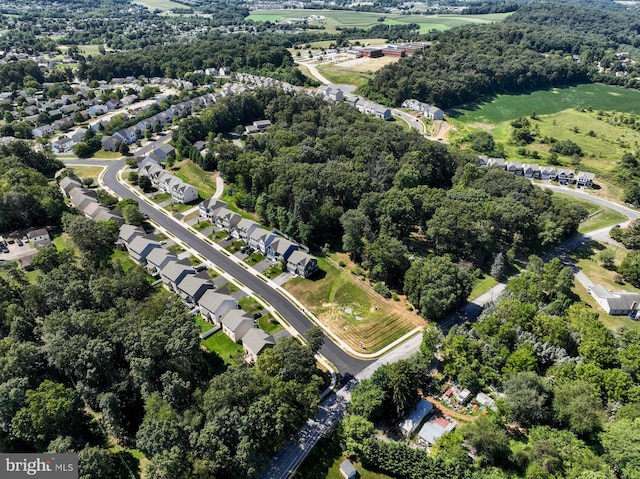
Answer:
[{"left": 64, "top": 157, "right": 373, "bottom": 376}]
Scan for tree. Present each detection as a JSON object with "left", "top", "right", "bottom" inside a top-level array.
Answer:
[
  {"left": 490, "top": 252, "right": 506, "bottom": 280},
  {"left": 12, "top": 380, "right": 85, "bottom": 449},
  {"left": 78, "top": 447, "right": 131, "bottom": 479},
  {"left": 62, "top": 214, "right": 119, "bottom": 266},
  {"left": 73, "top": 142, "right": 94, "bottom": 158},
  {"left": 420, "top": 326, "right": 441, "bottom": 360},
  {"left": 404, "top": 256, "right": 473, "bottom": 321},
  {"left": 127, "top": 171, "right": 139, "bottom": 184},
  {"left": 464, "top": 415, "right": 510, "bottom": 466},
  {"left": 122, "top": 204, "right": 145, "bottom": 225},
  {"left": 304, "top": 326, "right": 324, "bottom": 355},
  {"left": 600, "top": 418, "right": 640, "bottom": 479},
  {"left": 340, "top": 209, "right": 371, "bottom": 262},
  {"left": 339, "top": 414, "right": 375, "bottom": 460},
  {"left": 504, "top": 372, "right": 551, "bottom": 426},
  {"left": 349, "top": 379, "right": 385, "bottom": 421},
  {"left": 599, "top": 249, "right": 616, "bottom": 270},
  {"left": 553, "top": 380, "right": 605, "bottom": 436},
  {"left": 363, "top": 234, "right": 410, "bottom": 288},
  {"left": 138, "top": 175, "right": 152, "bottom": 192},
  {"left": 619, "top": 251, "right": 640, "bottom": 287},
  {"left": 119, "top": 142, "right": 130, "bottom": 156}
]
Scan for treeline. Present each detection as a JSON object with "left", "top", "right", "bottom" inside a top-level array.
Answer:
[
  {"left": 79, "top": 35, "right": 307, "bottom": 84},
  {"left": 361, "top": 23, "right": 596, "bottom": 108},
  {"left": 0, "top": 211, "right": 326, "bottom": 478},
  {"left": 0, "top": 141, "right": 66, "bottom": 231}
]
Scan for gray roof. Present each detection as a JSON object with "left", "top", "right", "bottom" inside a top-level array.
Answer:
[
  {"left": 269, "top": 238, "right": 297, "bottom": 255},
  {"left": 221, "top": 310, "right": 253, "bottom": 333},
  {"left": 201, "top": 197, "right": 227, "bottom": 211},
  {"left": 198, "top": 290, "right": 236, "bottom": 312},
  {"left": 287, "top": 250, "right": 313, "bottom": 266},
  {"left": 161, "top": 259, "right": 195, "bottom": 282},
  {"left": 146, "top": 247, "right": 176, "bottom": 267},
  {"left": 177, "top": 273, "right": 214, "bottom": 297},
  {"left": 118, "top": 224, "right": 145, "bottom": 243},
  {"left": 242, "top": 328, "right": 275, "bottom": 355},
  {"left": 128, "top": 236, "right": 161, "bottom": 255},
  {"left": 339, "top": 460, "right": 357, "bottom": 479},
  {"left": 59, "top": 176, "right": 82, "bottom": 194}
]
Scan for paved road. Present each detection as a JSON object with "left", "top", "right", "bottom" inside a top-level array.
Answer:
[{"left": 64, "top": 157, "right": 373, "bottom": 376}]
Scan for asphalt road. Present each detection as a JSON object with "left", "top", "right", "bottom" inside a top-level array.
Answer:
[{"left": 64, "top": 157, "right": 373, "bottom": 376}]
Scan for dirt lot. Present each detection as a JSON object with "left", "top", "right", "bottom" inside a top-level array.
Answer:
[{"left": 337, "top": 55, "right": 400, "bottom": 72}]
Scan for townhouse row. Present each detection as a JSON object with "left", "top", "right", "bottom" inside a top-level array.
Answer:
[
  {"left": 199, "top": 198, "right": 319, "bottom": 278},
  {"left": 118, "top": 224, "right": 276, "bottom": 362},
  {"left": 138, "top": 158, "right": 199, "bottom": 204},
  {"left": 58, "top": 176, "right": 125, "bottom": 225},
  {"left": 478, "top": 156, "right": 596, "bottom": 186}
]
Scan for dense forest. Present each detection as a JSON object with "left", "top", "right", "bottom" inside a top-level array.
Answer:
[
  {"left": 337, "top": 258, "right": 640, "bottom": 479},
  {"left": 78, "top": 35, "right": 311, "bottom": 85},
  {"left": 0, "top": 207, "right": 326, "bottom": 479},
  {"left": 0, "top": 141, "right": 66, "bottom": 231}
]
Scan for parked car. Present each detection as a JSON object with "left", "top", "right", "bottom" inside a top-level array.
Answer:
[
  {"left": 1, "top": 246, "right": 9, "bottom": 253},
  {"left": 17, "top": 240, "right": 23, "bottom": 246},
  {"left": 7, "top": 238, "right": 14, "bottom": 244},
  {"left": 253, "top": 312, "right": 262, "bottom": 320}
]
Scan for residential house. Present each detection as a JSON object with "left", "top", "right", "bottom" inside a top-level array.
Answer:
[
  {"left": 118, "top": 224, "right": 145, "bottom": 248},
  {"left": 127, "top": 236, "right": 162, "bottom": 265},
  {"left": 214, "top": 207, "right": 241, "bottom": 230},
  {"left": 455, "top": 388, "right": 472, "bottom": 404},
  {"left": 198, "top": 290, "right": 237, "bottom": 323},
  {"left": 105, "top": 99, "right": 121, "bottom": 110},
  {"left": 146, "top": 248, "right": 177, "bottom": 276},
  {"left": 121, "top": 94, "right": 139, "bottom": 105},
  {"left": 59, "top": 176, "right": 82, "bottom": 198},
  {"left": 93, "top": 208, "right": 124, "bottom": 226},
  {"left": 589, "top": 284, "right": 640, "bottom": 315},
  {"left": 487, "top": 158, "right": 506, "bottom": 169},
  {"left": 506, "top": 161, "right": 524, "bottom": 175},
  {"left": 242, "top": 328, "right": 275, "bottom": 362},
  {"left": 172, "top": 181, "right": 199, "bottom": 204},
  {"left": 71, "top": 128, "right": 88, "bottom": 143},
  {"left": 160, "top": 259, "right": 196, "bottom": 292},
  {"left": 339, "top": 460, "right": 357, "bottom": 479},
  {"left": 253, "top": 119, "right": 272, "bottom": 131},
  {"left": 286, "top": 250, "right": 319, "bottom": 278},
  {"left": 101, "top": 135, "right": 123, "bottom": 151},
  {"left": 425, "top": 105, "right": 444, "bottom": 120},
  {"left": 27, "top": 228, "right": 51, "bottom": 248},
  {"left": 372, "top": 105, "right": 392, "bottom": 120},
  {"left": 32, "top": 124, "right": 54, "bottom": 137},
  {"left": 52, "top": 136, "right": 74, "bottom": 153},
  {"left": 576, "top": 171, "right": 596, "bottom": 187},
  {"left": 540, "top": 166, "right": 557, "bottom": 181},
  {"left": 114, "top": 127, "right": 138, "bottom": 145},
  {"left": 221, "top": 310, "right": 254, "bottom": 343},
  {"left": 418, "top": 417, "right": 455, "bottom": 446},
  {"left": 230, "top": 218, "right": 259, "bottom": 242},
  {"left": 400, "top": 398, "right": 434, "bottom": 437},
  {"left": 557, "top": 169, "right": 575, "bottom": 184},
  {"left": 475, "top": 392, "right": 497, "bottom": 412},
  {"left": 523, "top": 163, "right": 541, "bottom": 179},
  {"left": 176, "top": 273, "right": 214, "bottom": 305},
  {"left": 88, "top": 104, "right": 108, "bottom": 117},
  {"left": 52, "top": 116, "right": 74, "bottom": 131},
  {"left": 199, "top": 198, "right": 227, "bottom": 221},
  {"left": 149, "top": 144, "right": 176, "bottom": 162},
  {"left": 266, "top": 238, "right": 298, "bottom": 262},
  {"left": 248, "top": 228, "right": 277, "bottom": 254}
]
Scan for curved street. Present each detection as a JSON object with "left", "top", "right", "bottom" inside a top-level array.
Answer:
[{"left": 64, "top": 157, "right": 374, "bottom": 376}]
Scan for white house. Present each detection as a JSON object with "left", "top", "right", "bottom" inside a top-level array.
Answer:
[
  {"left": 589, "top": 284, "right": 640, "bottom": 315},
  {"left": 198, "top": 290, "right": 237, "bottom": 323}
]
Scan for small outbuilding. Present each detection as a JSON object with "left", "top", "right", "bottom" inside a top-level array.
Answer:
[{"left": 339, "top": 459, "right": 357, "bottom": 479}]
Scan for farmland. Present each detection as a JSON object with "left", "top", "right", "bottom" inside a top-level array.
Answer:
[
  {"left": 246, "top": 10, "right": 508, "bottom": 34},
  {"left": 132, "top": 0, "right": 186, "bottom": 13}
]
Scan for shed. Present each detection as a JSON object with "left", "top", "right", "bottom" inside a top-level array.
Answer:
[{"left": 339, "top": 459, "right": 357, "bottom": 479}]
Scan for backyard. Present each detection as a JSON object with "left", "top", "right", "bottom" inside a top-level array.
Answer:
[
  {"left": 170, "top": 160, "right": 217, "bottom": 199},
  {"left": 196, "top": 317, "right": 244, "bottom": 365},
  {"left": 284, "top": 256, "right": 422, "bottom": 353}
]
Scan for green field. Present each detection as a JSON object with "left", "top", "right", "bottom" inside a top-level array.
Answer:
[
  {"left": 197, "top": 318, "right": 244, "bottom": 365},
  {"left": 317, "top": 63, "right": 372, "bottom": 88},
  {"left": 69, "top": 165, "right": 104, "bottom": 182},
  {"left": 172, "top": 160, "right": 217, "bottom": 199},
  {"left": 133, "top": 0, "right": 187, "bottom": 12},
  {"left": 247, "top": 9, "right": 507, "bottom": 34},
  {"left": 451, "top": 84, "right": 640, "bottom": 124}
]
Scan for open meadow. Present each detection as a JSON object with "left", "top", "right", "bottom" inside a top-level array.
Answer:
[
  {"left": 284, "top": 256, "right": 422, "bottom": 353},
  {"left": 133, "top": 0, "right": 188, "bottom": 13},
  {"left": 246, "top": 10, "right": 507, "bottom": 34}
]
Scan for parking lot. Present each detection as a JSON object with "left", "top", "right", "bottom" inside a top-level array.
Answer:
[{"left": 0, "top": 235, "right": 38, "bottom": 261}]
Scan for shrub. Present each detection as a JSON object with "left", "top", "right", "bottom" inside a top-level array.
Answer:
[{"left": 374, "top": 283, "right": 392, "bottom": 299}]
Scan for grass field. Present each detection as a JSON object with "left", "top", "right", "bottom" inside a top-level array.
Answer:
[
  {"left": 92, "top": 150, "right": 122, "bottom": 159},
  {"left": 247, "top": 10, "right": 507, "bottom": 34},
  {"left": 450, "top": 83, "right": 640, "bottom": 190},
  {"left": 133, "top": 0, "right": 186, "bottom": 12},
  {"left": 79, "top": 44, "right": 103, "bottom": 56},
  {"left": 171, "top": 160, "right": 217, "bottom": 199},
  {"left": 578, "top": 208, "right": 628, "bottom": 234},
  {"left": 69, "top": 165, "right": 104, "bottom": 182},
  {"left": 317, "top": 63, "right": 373, "bottom": 88},
  {"left": 469, "top": 275, "right": 499, "bottom": 302},
  {"left": 284, "top": 256, "right": 422, "bottom": 352}
]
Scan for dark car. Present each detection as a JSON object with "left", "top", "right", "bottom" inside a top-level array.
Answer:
[
  {"left": 17, "top": 239, "right": 23, "bottom": 246},
  {"left": 1, "top": 246, "right": 9, "bottom": 253},
  {"left": 253, "top": 312, "right": 263, "bottom": 320}
]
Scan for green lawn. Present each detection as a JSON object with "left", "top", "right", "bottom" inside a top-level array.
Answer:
[
  {"left": 220, "top": 281, "right": 239, "bottom": 294},
  {"left": 69, "top": 165, "right": 104, "bottom": 182},
  {"left": 573, "top": 282, "right": 640, "bottom": 331},
  {"left": 196, "top": 318, "right": 244, "bottom": 364},
  {"left": 51, "top": 232, "right": 73, "bottom": 251},
  {"left": 111, "top": 249, "right": 138, "bottom": 272},
  {"left": 258, "top": 314, "right": 284, "bottom": 335},
  {"left": 171, "top": 160, "right": 217, "bottom": 199},
  {"left": 92, "top": 150, "right": 122, "bottom": 159},
  {"left": 317, "top": 63, "right": 372, "bottom": 88},
  {"left": 247, "top": 9, "right": 507, "bottom": 34},
  {"left": 166, "top": 244, "right": 185, "bottom": 255},
  {"left": 244, "top": 252, "right": 265, "bottom": 266},
  {"left": 263, "top": 264, "right": 283, "bottom": 279},
  {"left": 225, "top": 240, "right": 244, "bottom": 254},
  {"left": 188, "top": 254, "right": 202, "bottom": 266},
  {"left": 133, "top": 0, "right": 186, "bottom": 12},
  {"left": 568, "top": 242, "right": 640, "bottom": 294},
  {"left": 578, "top": 208, "right": 628, "bottom": 234},
  {"left": 238, "top": 295, "right": 263, "bottom": 314},
  {"left": 79, "top": 44, "right": 104, "bottom": 56},
  {"left": 165, "top": 201, "right": 197, "bottom": 214},
  {"left": 468, "top": 274, "right": 499, "bottom": 302},
  {"left": 210, "top": 230, "right": 228, "bottom": 241},
  {"left": 150, "top": 193, "right": 172, "bottom": 203}
]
